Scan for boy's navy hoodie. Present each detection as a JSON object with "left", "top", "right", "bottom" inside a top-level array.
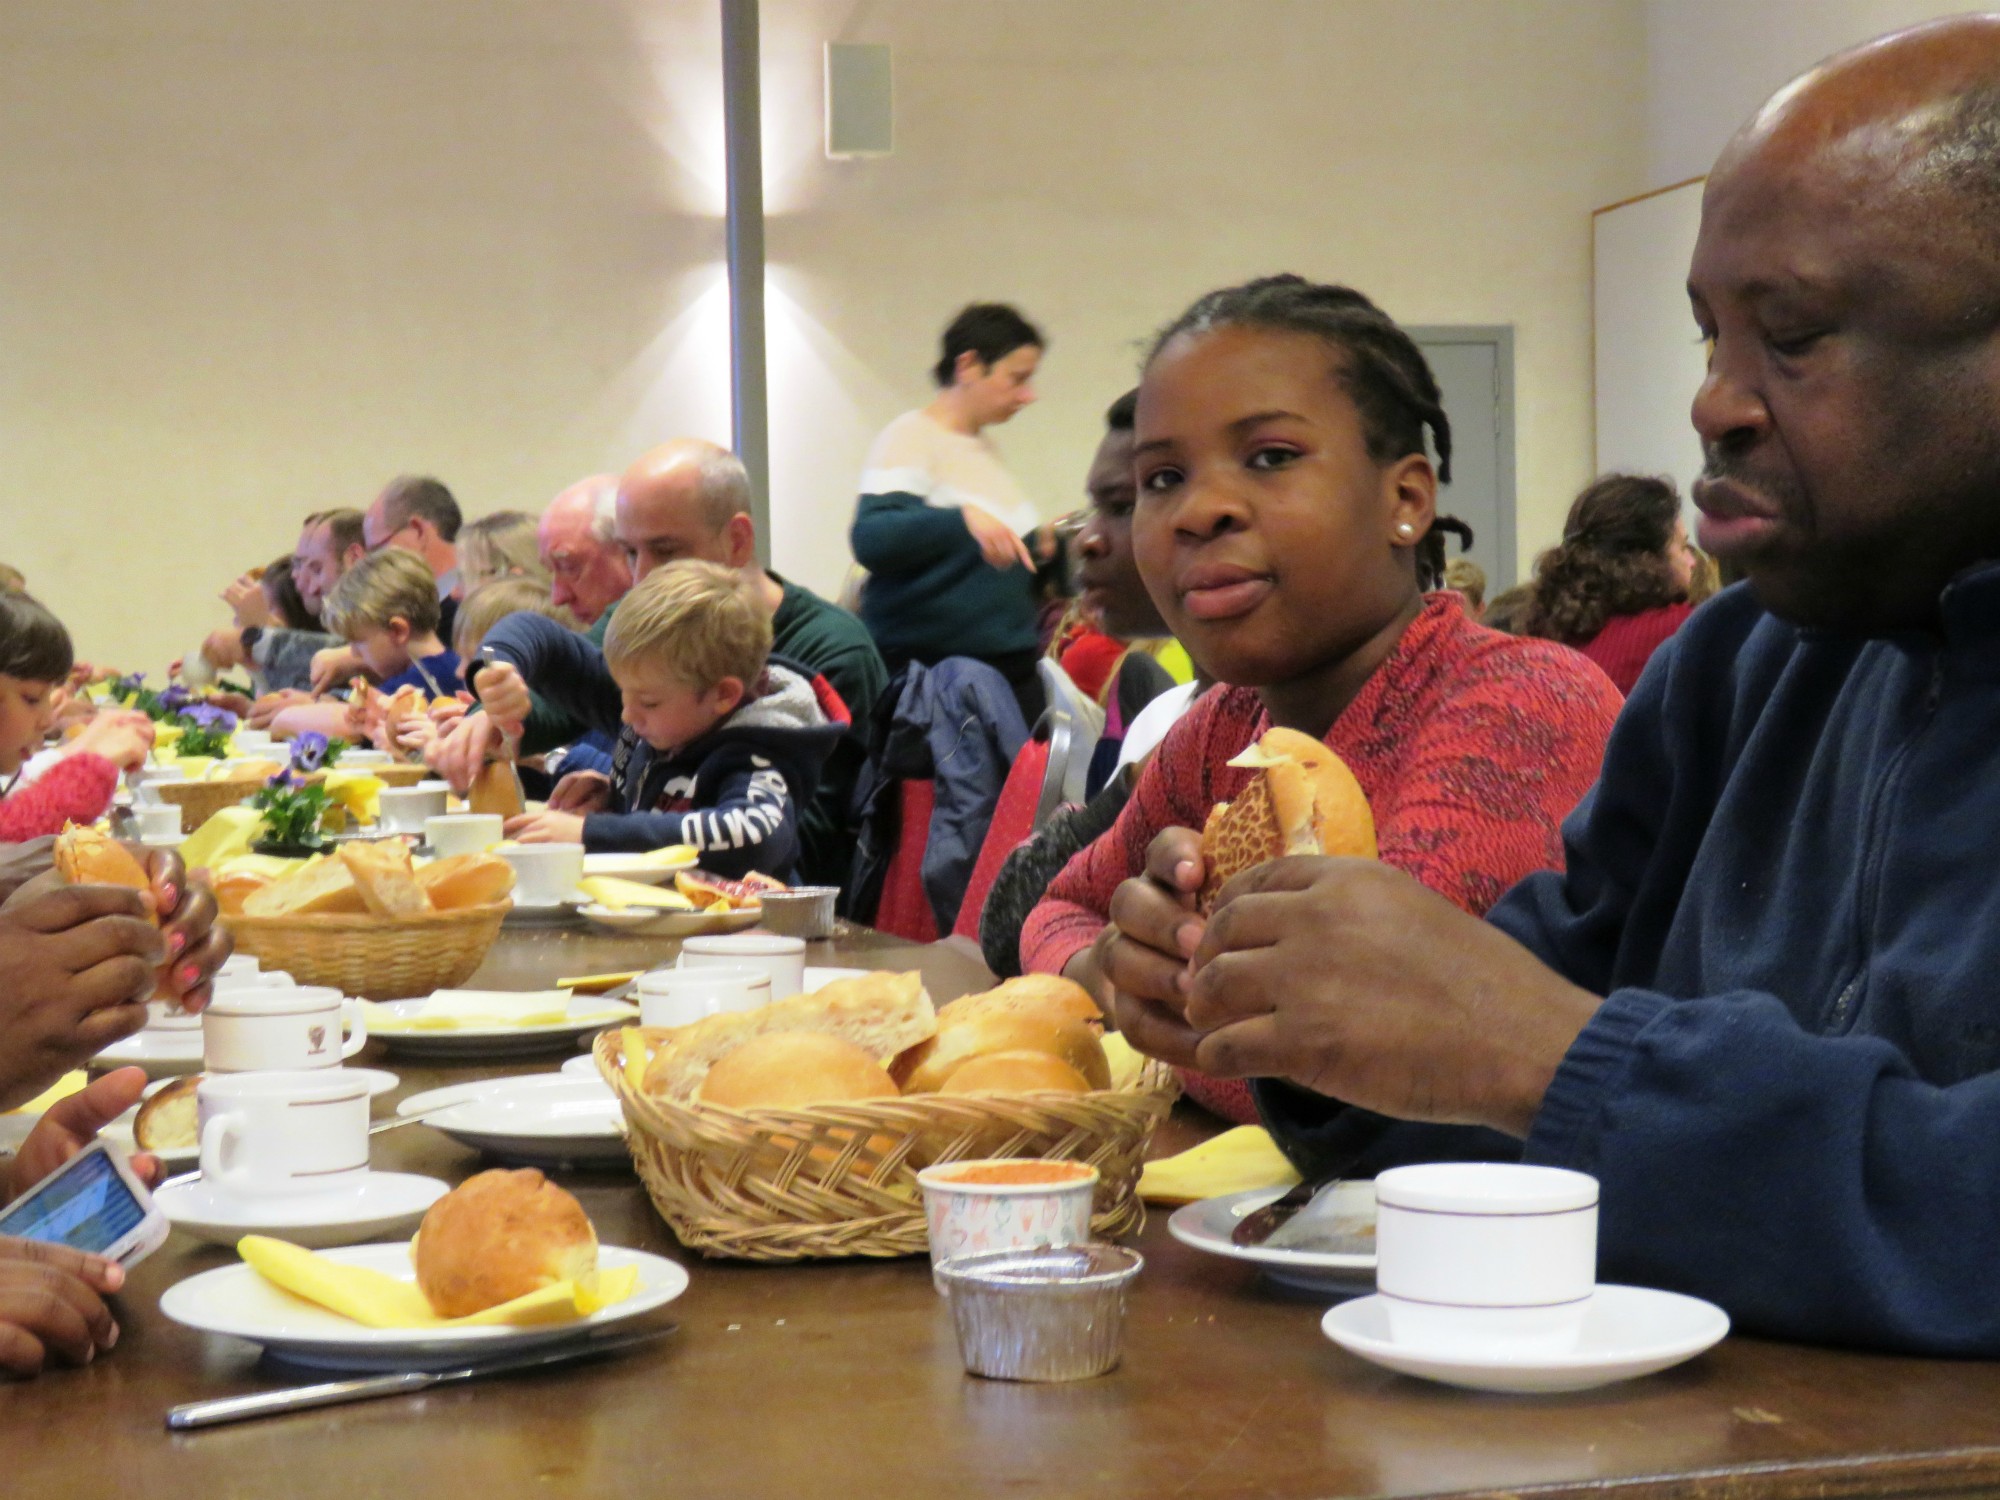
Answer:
[
  {"left": 1260, "top": 570, "right": 2000, "bottom": 1356},
  {"left": 474, "top": 615, "right": 844, "bottom": 881}
]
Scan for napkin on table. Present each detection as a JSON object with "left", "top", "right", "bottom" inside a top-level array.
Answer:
[
  {"left": 236, "top": 1236, "right": 637, "bottom": 1329},
  {"left": 1138, "top": 1125, "right": 1301, "bottom": 1205}
]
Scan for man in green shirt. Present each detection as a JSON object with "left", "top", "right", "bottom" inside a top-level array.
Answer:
[{"left": 431, "top": 440, "right": 884, "bottom": 892}]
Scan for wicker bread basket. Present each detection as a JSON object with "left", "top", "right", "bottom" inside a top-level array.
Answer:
[
  {"left": 299, "top": 762, "right": 433, "bottom": 789},
  {"left": 153, "top": 775, "right": 270, "bottom": 835},
  {"left": 220, "top": 900, "right": 509, "bottom": 999},
  {"left": 596, "top": 1026, "right": 1181, "bottom": 1262}
]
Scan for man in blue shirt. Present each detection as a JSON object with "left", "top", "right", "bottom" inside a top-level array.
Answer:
[{"left": 1100, "top": 16, "right": 2000, "bottom": 1355}]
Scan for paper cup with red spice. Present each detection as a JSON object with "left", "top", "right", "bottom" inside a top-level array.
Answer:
[{"left": 918, "top": 1158, "right": 1099, "bottom": 1290}]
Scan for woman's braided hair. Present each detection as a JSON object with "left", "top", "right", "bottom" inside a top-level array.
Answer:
[
  {"left": 1147, "top": 273, "right": 1456, "bottom": 511},
  {"left": 1521, "top": 473, "right": 1686, "bottom": 645}
]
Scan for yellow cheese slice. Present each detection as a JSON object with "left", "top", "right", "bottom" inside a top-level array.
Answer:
[
  {"left": 580, "top": 876, "right": 696, "bottom": 912},
  {"left": 236, "top": 1236, "right": 638, "bottom": 1329},
  {"left": 180, "top": 805, "right": 268, "bottom": 872},
  {"left": 1137, "top": 1125, "right": 1301, "bottom": 1206}
]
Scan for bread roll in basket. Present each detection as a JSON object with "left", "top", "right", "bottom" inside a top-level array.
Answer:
[{"left": 597, "top": 973, "right": 1180, "bottom": 1262}]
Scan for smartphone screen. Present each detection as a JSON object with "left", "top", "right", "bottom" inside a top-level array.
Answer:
[{"left": 0, "top": 1150, "right": 145, "bottom": 1255}]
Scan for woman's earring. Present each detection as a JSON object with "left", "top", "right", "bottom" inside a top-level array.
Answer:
[{"left": 1396, "top": 522, "right": 1415, "bottom": 538}]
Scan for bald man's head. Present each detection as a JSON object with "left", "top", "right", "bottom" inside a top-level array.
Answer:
[
  {"left": 1687, "top": 14, "right": 2000, "bottom": 633},
  {"left": 539, "top": 475, "right": 631, "bottom": 625},
  {"left": 614, "top": 439, "right": 758, "bottom": 583}
]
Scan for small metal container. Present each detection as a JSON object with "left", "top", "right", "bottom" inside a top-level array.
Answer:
[
  {"left": 935, "top": 1243, "right": 1143, "bottom": 1382},
  {"left": 755, "top": 886, "right": 840, "bottom": 939}
]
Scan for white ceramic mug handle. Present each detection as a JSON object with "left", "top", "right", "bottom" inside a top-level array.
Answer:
[
  {"left": 200, "top": 1112, "right": 252, "bottom": 1196},
  {"left": 339, "top": 998, "right": 368, "bottom": 1059}
]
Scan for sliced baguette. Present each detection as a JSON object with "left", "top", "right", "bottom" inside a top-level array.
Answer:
[
  {"left": 644, "top": 971, "right": 936, "bottom": 1104},
  {"left": 339, "top": 841, "right": 434, "bottom": 919},
  {"left": 240, "top": 855, "right": 367, "bottom": 917}
]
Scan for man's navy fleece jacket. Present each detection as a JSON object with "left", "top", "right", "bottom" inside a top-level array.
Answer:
[{"left": 1261, "top": 571, "right": 2000, "bottom": 1355}]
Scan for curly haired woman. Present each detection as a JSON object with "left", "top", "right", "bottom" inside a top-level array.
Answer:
[{"left": 1522, "top": 474, "right": 1701, "bottom": 693}]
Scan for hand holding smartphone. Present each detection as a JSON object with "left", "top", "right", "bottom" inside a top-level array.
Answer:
[{"left": 0, "top": 1140, "right": 169, "bottom": 1268}]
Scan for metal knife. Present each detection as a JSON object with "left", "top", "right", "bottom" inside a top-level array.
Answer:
[{"left": 165, "top": 1324, "right": 675, "bottom": 1431}]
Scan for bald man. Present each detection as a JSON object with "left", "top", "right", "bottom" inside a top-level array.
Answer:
[
  {"left": 539, "top": 475, "right": 631, "bottom": 628},
  {"left": 1097, "top": 16, "right": 2000, "bottom": 1354},
  {"left": 435, "top": 441, "right": 885, "bottom": 890}
]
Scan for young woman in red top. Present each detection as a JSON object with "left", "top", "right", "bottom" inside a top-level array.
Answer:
[
  {"left": 1521, "top": 473, "right": 1701, "bottom": 695},
  {"left": 0, "top": 592, "right": 153, "bottom": 842},
  {"left": 1022, "top": 275, "right": 1623, "bottom": 1121}
]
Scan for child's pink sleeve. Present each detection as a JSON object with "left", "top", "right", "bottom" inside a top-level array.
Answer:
[
  {"left": 0, "top": 754, "right": 121, "bottom": 843},
  {"left": 1019, "top": 702, "right": 1220, "bottom": 976}
]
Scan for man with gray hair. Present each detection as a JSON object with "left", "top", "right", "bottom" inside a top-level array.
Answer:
[
  {"left": 431, "top": 438, "right": 885, "bottom": 891},
  {"left": 538, "top": 475, "right": 631, "bottom": 628}
]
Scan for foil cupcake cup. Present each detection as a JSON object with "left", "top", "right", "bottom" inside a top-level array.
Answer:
[
  {"left": 935, "top": 1243, "right": 1143, "bottom": 1382},
  {"left": 755, "top": 887, "right": 840, "bottom": 939}
]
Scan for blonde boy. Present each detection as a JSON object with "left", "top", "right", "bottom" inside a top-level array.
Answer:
[
  {"left": 319, "top": 548, "right": 463, "bottom": 698},
  {"left": 477, "top": 559, "right": 842, "bottom": 878}
]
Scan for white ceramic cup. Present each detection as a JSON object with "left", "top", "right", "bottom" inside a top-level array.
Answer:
[
  {"left": 426, "top": 813, "right": 504, "bottom": 857},
  {"left": 197, "top": 1070, "right": 371, "bottom": 1198},
  {"left": 635, "top": 965, "right": 772, "bottom": 1028},
  {"left": 499, "top": 842, "right": 585, "bottom": 905},
  {"left": 1373, "top": 1163, "right": 1599, "bottom": 1356},
  {"left": 339, "top": 748, "right": 394, "bottom": 767},
  {"left": 203, "top": 984, "right": 368, "bottom": 1072},
  {"left": 136, "top": 803, "right": 183, "bottom": 840},
  {"left": 132, "top": 764, "right": 185, "bottom": 803},
  {"left": 217, "top": 953, "right": 264, "bottom": 979},
  {"left": 679, "top": 933, "right": 807, "bottom": 1000},
  {"left": 149, "top": 968, "right": 289, "bottom": 1032},
  {"left": 230, "top": 729, "right": 275, "bottom": 753},
  {"left": 378, "top": 783, "right": 450, "bottom": 834}
]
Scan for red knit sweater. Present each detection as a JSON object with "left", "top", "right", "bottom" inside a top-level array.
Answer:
[
  {"left": 0, "top": 754, "right": 121, "bottom": 842},
  {"left": 1578, "top": 603, "right": 1693, "bottom": 696},
  {"left": 1021, "top": 594, "right": 1624, "bottom": 1121}
]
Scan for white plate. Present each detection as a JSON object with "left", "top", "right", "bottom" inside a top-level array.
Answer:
[
  {"left": 92, "top": 1028, "right": 204, "bottom": 1077},
  {"left": 155, "top": 1170, "right": 450, "bottom": 1250},
  {"left": 1167, "top": 1183, "right": 1377, "bottom": 1296},
  {"left": 560, "top": 1054, "right": 608, "bottom": 1081},
  {"left": 583, "top": 851, "right": 698, "bottom": 885},
  {"left": 578, "top": 904, "right": 760, "bottom": 938},
  {"left": 399, "top": 1077, "right": 626, "bottom": 1168},
  {"left": 503, "top": 897, "right": 586, "bottom": 930},
  {"left": 161, "top": 1241, "right": 688, "bottom": 1372},
  {"left": 1321, "top": 1284, "right": 1730, "bottom": 1394},
  {"left": 365, "top": 997, "right": 639, "bottom": 1061}
]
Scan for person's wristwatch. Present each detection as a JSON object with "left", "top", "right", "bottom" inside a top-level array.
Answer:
[{"left": 238, "top": 626, "right": 264, "bottom": 657}]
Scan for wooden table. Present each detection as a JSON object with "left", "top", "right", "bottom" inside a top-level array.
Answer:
[{"left": 15, "top": 925, "right": 2000, "bottom": 1499}]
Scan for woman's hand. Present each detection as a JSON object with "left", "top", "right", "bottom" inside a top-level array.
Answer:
[
  {"left": 5, "top": 1069, "right": 161, "bottom": 1206},
  {"left": 0, "top": 1238, "right": 126, "bottom": 1378},
  {"left": 131, "top": 844, "right": 227, "bottom": 1016},
  {"left": 222, "top": 572, "right": 272, "bottom": 628},
  {"left": 961, "top": 506, "right": 1035, "bottom": 571},
  {"left": 64, "top": 712, "right": 154, "bottom": 773},
  {"left": 1096, "top": 827, "right": 1209, "bottom": 1068}
]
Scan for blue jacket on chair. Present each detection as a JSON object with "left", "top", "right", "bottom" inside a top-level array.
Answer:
[{"left": 1261, "top": 571, "right": 2000, "bottom": 1355}]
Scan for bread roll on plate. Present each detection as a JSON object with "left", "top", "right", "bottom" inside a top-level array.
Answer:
[{"left": 413, "top": 1167, "right": 597, "bottom": 1318}]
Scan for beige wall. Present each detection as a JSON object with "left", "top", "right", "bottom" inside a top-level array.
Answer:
[{"left": 0, "top": 1, "right": 1647, "bottom": 671}]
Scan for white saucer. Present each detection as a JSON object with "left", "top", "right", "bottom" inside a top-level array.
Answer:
[
  {"left": 583, "top": 851, "right": 697, "bottom": 885},
  {"left": 503, "top": 894, "right": 588, "bottom": 929},
  {"left": 1167, "top": 1183, "right": 1377, "bottom": 1296},
  {"left": 155, "top": 1170, "right": 450, "bottom": 1250},
  {"left": 1321, "top": 1285, "right": 1730, "bottom": 1394},
  {"left": 560, "top": 1053, "right": 607, "bottom": 1081},
  {"left": 364, "top": 996, "right": 638, "bottom": 1061},
  {"left": 399, "top": 1076, "right": 627, "bottom": 1169},
  {"left": 578, "top": 904, "right": 759, "bottom": 937},
  {"left": 160, "top": 1241, "right": 688, "bottom": 1372},
  {"left": 92, "top": 1028, "right": 204, "bottom": 1077}
]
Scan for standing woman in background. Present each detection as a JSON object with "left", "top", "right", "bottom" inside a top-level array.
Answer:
[
  {"left": 1521, "top": 474, "right": 1701, "bottom": 694},
  {"left": 851, "top": 303, "right": 1062, "bottom": 725}
]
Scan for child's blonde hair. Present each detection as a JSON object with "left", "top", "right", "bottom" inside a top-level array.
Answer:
[
  {"left": 457, "top": 511, "right": 549, "bottom": 593},
  {"left": 321, "top": 548, "right": 440, "bottom": 639},
  {"left": 603, "top": 559, "right": 769, "bottom": 691},
  {"left": 454, "top": 578, "right": 578, "bottom": 657}
]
